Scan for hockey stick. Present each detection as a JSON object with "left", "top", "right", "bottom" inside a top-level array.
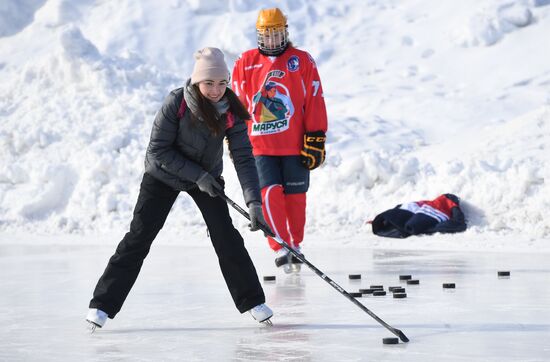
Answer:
[{"left": 218, "top": 191, "right": 410, "bottom": 343}]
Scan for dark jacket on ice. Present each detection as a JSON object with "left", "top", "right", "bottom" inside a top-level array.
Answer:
[
  {"left": 371, "top": 194, "right": 467, "bottom": 238},
  {"left": 144, "top": 81, "right": 261, "bottom": 205}
]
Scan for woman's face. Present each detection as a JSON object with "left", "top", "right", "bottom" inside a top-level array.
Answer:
[{"left": 198, "top": 79, "right": 228, "bottom": 102}]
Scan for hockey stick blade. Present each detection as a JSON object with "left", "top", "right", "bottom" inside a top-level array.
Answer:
[{"left": 396, "top": 329, "right": 410, "bottom": 343}]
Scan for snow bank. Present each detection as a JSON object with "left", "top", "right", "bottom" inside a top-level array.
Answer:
[
  {"left": 0, "top": 0, "right": 549, "bottom": 244},
  {"left": 311, "top": 107, "right": 550, "bottom": 239},
  {"left": 0, "top": 0, "right": 46, "bottom": 37},
  {"left": 451, "top": 2, "right": 535, "bottom": 47},
  {"left": 0, "top": 24, "right": 182, "bottom": 234}
]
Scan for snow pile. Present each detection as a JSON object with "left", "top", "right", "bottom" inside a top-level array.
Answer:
[
  {"left": 0, "top": 23, "right": 181, "bottom": 233},
  {"left": 313, "top": 107, "right": 550, "bottom": 239},
  {"left": 0, "top": 0, "right": 46, "bottom": 37},
  {"left": 451, "top": 2, "right": 534, "bottom": 47},
  {"left": 1, "top": 0, "right": 549, "bottom": 246}
]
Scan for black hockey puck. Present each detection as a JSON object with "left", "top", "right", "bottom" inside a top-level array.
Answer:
[
  {"left": 349, "top": 274, "right": 362, "bottom": 280},
  {"left": 373, "top": 290, "right": 386, "bottom": 296},
  {"left": 263, "top": 275, "right": 276, "bottom": 281},
  {"left": 359, "top": 288, "right": 375, "bottom": 294},
  {"left": 393, "top": 293, "right": 407, "bottom": 299},
  {"left": 370, "top": 285, "right": 384, "bottom": 290},
  {"left": 442, "top": 283, "right": 455, "bottom": 289},
  {"left": 399, "top": 275, "right": 412, "bottom": 281},
  {"left": 383, "top": 337, "right": 399, "bottom": 345},
  {"left": 391, "top": 287, "right": 406, "bottom": 293},
  {"left": 388, "top": 286, "right": 401, "bottom": 291},
  {"left": 498, "top": 271, "right": 510, "bottom": 277},
  {"left": 407, "top": 279, "right": 420, "bottom": 285},
  {"left": 350, "top": 292, "right": 363, "bottom": 297}
]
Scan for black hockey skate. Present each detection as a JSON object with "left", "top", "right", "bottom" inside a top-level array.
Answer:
[{"left": 275, "top": 248, "right": 303, "bottom": 274}]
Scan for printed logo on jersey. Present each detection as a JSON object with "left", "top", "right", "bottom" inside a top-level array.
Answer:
[
  {"left": 287, "top": 55, "right": 299, "bottom": 72},
  {"left": 244, "top": 64, "right": 263, "bottom": 71},
  {"left": 251, "top": 70, "right": 295, "bottom": 136}
]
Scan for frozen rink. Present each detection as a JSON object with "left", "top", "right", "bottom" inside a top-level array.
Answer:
[{"left": 1, "top": 241, "right": 549, "bottom": 362}]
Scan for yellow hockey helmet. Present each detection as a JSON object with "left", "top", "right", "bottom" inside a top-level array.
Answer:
[
  {"left": 256, "top": 8, "right": 287, "bottom": 29},
  {"left": 256, "top": 8, "right": 289, "bottom": 55}
]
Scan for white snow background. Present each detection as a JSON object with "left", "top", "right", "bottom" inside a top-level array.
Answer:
[{"left": 1, "top": 0, "right": 549, "bottom": 249}]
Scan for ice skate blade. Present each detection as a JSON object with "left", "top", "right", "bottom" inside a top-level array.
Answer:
[
  {"left": 283, "top": 264, "right": 293, "bottom": 274},
  {"left": 86, "top": 321, "right": 100, "bottom": 333},
  {"left": 261, "top": 318, "right": 273, "bottom": 326},
  {"left": 290, "top": 263, "right": 301, "bottom": 273},
  {"left": 284, "top": 263, "right": 301, "bottom": 274}
]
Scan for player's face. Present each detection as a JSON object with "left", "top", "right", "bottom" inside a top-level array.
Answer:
[
  {"left": 198, "top": 79, "right": 228, "bottom": 102},
  {"left": 263, "top": 29, "right": 284, "bottom": 49}
]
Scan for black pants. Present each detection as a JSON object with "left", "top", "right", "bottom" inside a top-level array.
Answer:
[{"left": 89, "top": 173, "right": 265, "bottom": 318}]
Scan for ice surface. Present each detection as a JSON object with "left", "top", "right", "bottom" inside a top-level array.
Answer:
[{"left": 1, "top": 242, "right": 548, "bottom": 361}]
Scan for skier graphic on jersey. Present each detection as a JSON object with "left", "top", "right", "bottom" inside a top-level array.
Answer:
[{"left": 251, "top": 81, "right": 294, "bottom": 135}]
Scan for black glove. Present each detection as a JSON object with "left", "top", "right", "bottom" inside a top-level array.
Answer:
[
  {"left": 300, "top": 130, "right": 326, "bottom": 170},
  {"left": 196, "top": 171, "right": 222, "bottom": 197},
  {"left": 248, "top": 202, "right": 273, "bottom": 235}
]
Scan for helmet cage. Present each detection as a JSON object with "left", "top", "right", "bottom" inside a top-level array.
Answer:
[{"left": 256, "top": 26, "right": 289, "bottom": 56}]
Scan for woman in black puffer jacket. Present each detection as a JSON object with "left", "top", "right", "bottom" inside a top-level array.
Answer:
[{"left": 86, "top": 47, "right": 274, "bottom": 330}]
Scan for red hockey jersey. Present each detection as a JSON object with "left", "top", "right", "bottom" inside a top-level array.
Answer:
[{"left": 231, "top": 47, "right": 328, "bottom": 156}]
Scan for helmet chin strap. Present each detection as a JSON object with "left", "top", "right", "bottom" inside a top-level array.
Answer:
[{"left": 258, "top": 42, "right": 289, "bottom": 56}]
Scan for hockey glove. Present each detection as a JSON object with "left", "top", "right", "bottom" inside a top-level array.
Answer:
[
  {"left": 300, "top": 130, "right": 326, "bottom": 170},
  {"left": 196, "top": 171, "right": 222, "bottom": 197},
  {"left": 248, "top": 202, "right": 273, "bottom": 236}
]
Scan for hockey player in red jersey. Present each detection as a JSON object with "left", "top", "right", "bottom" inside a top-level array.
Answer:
[{"left": 232, "top": 7, "right": 328, "bottom": 271}]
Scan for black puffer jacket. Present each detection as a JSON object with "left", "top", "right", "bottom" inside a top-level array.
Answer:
[{"left": 144, "top": 82, "right": 261, "bottom": 205}]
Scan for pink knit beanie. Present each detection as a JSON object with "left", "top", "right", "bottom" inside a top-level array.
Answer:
[{"left": 190, "top": 47, "right": 229, "bottom": 84}]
